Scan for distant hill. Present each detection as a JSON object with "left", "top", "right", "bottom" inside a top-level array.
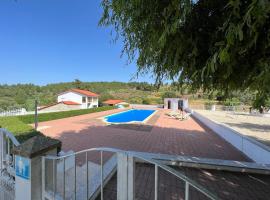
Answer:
[
  {"left": 0, "top": 81, "right": 185, "bottom": 111},
  {"left": 0, "top": 81, "right": 255, "bottom": 112}
]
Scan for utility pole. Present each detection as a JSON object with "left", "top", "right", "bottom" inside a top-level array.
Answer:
[{"left": 34, "top": 100, "right": 38, "bottom": 130}]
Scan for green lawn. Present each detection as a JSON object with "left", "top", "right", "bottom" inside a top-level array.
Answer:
[
  {"left": 0, "top": 117, "right": 42, "bottom": 143},
  {"left": 0, "top": 106, "right": 115, "bottom": 143}
]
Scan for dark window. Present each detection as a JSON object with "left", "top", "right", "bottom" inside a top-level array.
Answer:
[{"left": 82, "top": 97, "right": 86, "bottom": 103}]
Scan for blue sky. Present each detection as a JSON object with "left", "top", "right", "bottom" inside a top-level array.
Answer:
[{"left": 0, "top": 0, "right": 152, "bottom": 85}]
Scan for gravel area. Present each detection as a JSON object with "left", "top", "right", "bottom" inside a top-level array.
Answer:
[{"left": 196, "top": 110, "right": 270, "bottom": 148}]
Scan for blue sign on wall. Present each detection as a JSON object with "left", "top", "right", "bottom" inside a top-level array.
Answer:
[{"left": 15, "top": 156, "right": 30, "bottom": 180}]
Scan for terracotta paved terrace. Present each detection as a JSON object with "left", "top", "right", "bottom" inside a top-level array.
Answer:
[
  {"left": 38, "top": 108, "right": 270, "bottom": 199},
  {"left": 39, "top": 108, "right": 249, "bottom": 162}
]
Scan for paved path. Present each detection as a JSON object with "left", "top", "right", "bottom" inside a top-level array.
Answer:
[{"left": 39, "top": 108, "right": 249, "bottom": 162}]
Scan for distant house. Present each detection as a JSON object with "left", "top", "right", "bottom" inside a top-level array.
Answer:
[
  {"left": 102, "top": 99, "right": 128, "bottom": 106},
  {"left": 39, "top": 89, "right": 99, "bottom": 112},
  {"left": 57, "top": 89, "right": 99, "bottom": 109}
]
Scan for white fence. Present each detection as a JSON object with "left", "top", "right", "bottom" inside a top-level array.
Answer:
[
  {"left": 0, "top": 108, "right": 27, "bottom": 117},
  {"left": 189, "top": 104, "right": 251, "bottom": 112}
]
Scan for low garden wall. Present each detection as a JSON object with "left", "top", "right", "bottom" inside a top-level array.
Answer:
[{"left": 187, "top": 108, "right": 270, "bottom": 164}]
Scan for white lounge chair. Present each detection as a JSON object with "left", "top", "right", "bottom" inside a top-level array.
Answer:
[{"left": 174, "top": 112, "right": 191, "bottom": 121}]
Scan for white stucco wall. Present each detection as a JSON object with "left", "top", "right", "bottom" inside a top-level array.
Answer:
[
  {"left": 164, "top": 98, "right": 188, "bottom": 110},
  {"left": 57, "top": 92, "right": 98, "bottom": 109},
  {"left": 58, "top": 92, "right": 83, "bottom": 104},
  {"left": 189, "top": 109, "right": 270, "bottom": 164}
]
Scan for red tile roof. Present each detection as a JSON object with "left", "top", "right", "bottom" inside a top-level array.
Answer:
[
  {"left": 61, "top": 88, "right": 99, "bottom": 97},
  {"left": 103, "top": 99, "right": 124, "bottom": 105},
  {"left": 38, "top": 101, "right": 81, "bottom": 110},
  {"left": 62, "top": 101, "right": 81, "bottom": 105}
]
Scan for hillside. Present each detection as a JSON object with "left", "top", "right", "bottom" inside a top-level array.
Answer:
[
  {"left": 0, "top": 81, "right": 183, "bottom": 111},
  {"left": 0, "top": 80, "right": 257, "bottom": 112}
]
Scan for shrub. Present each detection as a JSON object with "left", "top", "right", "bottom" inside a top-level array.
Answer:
[
  {"left": 223, "top": 98, "right": 241, "bottom": 106},
  {"left": 142, "top": 98, "right": 151, "bottom": 105}
]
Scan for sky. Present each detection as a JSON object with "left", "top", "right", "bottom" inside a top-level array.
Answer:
[{"left": 0, "top": 0, "right": 152, "bottom": 85}]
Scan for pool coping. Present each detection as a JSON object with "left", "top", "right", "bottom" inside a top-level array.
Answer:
[{"left": 101, "top": 109, "right": 158, "bottom": 125}]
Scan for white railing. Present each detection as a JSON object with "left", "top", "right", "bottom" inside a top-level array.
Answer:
[
  {"left": 42, "top": 147, "right": 218, "bottom": 200},
  {"left": 0, "top": 108, "right": 27, "bottom": 117},
  {"left": 189, "top": 104, "right": 250, "bottom": 112},
  {"left": 0, "top": 128, "right": 20, "bottom": 200}
]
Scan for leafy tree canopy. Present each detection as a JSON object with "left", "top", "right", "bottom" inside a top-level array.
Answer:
[{"left": 100, "top": 0, "right": 270, "bottom": 105}]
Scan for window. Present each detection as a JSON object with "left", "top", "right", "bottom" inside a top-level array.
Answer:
[
  {"left": 82, "top": 97, "right": 86, "bottom": 103},
  {"left": 88, "top": 97, "right": 92, "bottom": 102}
]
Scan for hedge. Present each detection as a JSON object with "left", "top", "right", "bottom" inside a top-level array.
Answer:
[
  {"left": 17, "top": 106, "right": 116, "bottom": 124},
  {"left": 0, "top": 106, "right": 116, "bottom": 142}
]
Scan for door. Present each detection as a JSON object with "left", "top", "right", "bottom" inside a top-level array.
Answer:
[{"left": 168, "top": 100, "right": 171, "bottom": 109}]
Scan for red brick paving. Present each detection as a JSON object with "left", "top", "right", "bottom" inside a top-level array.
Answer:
[
  {"left": 39, "top": 108, "right": 249, "bottom": 162},
  {"left": 38, "top": 108, "right": 270, "bottom": 199}
]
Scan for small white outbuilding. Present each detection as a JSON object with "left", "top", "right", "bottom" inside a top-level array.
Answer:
[{"left": 164, "top": 98, "right": 188, "bottom": 110}]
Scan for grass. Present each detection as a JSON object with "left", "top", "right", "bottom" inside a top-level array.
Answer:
[
  {"left": 18, "top": 106, "right": 115, "bottom": 124},
  {"left": 0, "top": 117, "right": 42, "bottom": 143},
  {"left": 0, "top": 106, "right": 116, "bottom": 143}
]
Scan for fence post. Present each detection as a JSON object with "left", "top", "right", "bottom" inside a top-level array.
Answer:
[
  {"left": 0, "top": 129, "right": 3, "bottom": 171},
  {"left": 117, "top": 152, "right": 135, "bottom": 200},
  {"left": 13, "top": 135, "right": 61, "bottom": 200},
  {"left": 34, "top": 100, "right": 38, "bottom": 130}
]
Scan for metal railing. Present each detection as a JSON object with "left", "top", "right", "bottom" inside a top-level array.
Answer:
[
  {"left": 42, "top": 147, "right": 218, "bottom": 200},
  {"left": 0, "top": 128, "right": 20, "bottom": 200}
]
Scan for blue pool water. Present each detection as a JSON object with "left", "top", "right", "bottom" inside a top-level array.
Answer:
[{"left": 105, "top": 109, "right": 155, "bottom": 123}]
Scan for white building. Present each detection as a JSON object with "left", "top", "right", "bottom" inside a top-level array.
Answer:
[
  {"left": 164, "top": 98, "right": 188, "bottom": 110},
  {"left": 57, "top": 89, "right": 99, "bottom": 109}
]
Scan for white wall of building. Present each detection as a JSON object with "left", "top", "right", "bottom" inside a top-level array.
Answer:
[
  {"left": 58, "top": 92, "right": 83, "bottom": 104},
  {"left": 164, "top": 98, "right": 188, "bottom": 110},
  {"left": 57, "top": 92, "right": 98, "bottom": 109}
]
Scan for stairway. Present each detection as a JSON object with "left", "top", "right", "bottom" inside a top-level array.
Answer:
[{"left": 43, "top": 151, "right": 117, "bottom": 200}]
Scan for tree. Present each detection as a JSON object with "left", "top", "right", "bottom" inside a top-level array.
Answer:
[
  {"left": 100, "top": 0, "right": 270, "bottom": 106},
  {"left": 73, "top": 79, "right": 82, "bottom": 89}
]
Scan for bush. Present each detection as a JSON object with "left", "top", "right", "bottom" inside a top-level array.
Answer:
[
  {"left": 162, "top": 91, "right": 176, "bottom": 99},
  {"left": 142, "top": 98, "right": 151, "bottom": 105},
  {"left": 18, "top": 106, "right": 115, "bottom": 124},
  {"left": 223, "top": 98, "right": 241, "bottom": 106}
]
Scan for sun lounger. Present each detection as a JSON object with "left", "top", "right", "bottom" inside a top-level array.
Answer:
[
  {"left": 174, "top": 112, "right": 191, "bottom": 121},
  {"left": 165, "top": 111, "right": 180, "bottom": 117}
]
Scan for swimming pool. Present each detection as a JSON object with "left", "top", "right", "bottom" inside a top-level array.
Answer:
[{"left": 104, "top": 109, "right": 156, "bottom": 123}]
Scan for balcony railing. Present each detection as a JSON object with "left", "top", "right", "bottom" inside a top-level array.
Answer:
[{"left": 42, "top": 147, "right": 218, "bottom": 200}]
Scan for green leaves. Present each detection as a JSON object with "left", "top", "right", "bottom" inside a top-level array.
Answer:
[{"left": 100, "top": 0, "right": 270, "bottom": 102}]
